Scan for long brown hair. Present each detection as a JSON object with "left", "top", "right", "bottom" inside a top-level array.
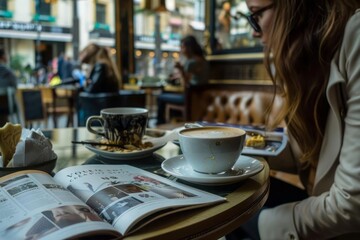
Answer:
[
  {"left": 265, "top": 0, "right": 360, "bottom": 165},
  {"left": 181, "top": 35, "right": 206, "bottom": 60},
  {"left": 79, "top": 43, "right": 121, "bottom": 83}
]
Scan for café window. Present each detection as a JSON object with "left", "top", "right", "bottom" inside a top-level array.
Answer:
[
  {"left": 37, "top": 0, "right": 51, "bottom": 15},
  {"left": 133, "top": 0, "right": 205, "bottom": 78},
  {"left": 96, "top": 3, "right": 106, "bottom": 24},
  {"left": 0, "top": 0, "right": 7, "bottom": 10},
  {"left": 211, "top": 0, "right": 262, "bottom": 54},
  {"left": 0, "top": 0, "right": 12, "bottom": 19}
]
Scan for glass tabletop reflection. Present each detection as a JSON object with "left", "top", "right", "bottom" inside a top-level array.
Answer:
[{"left": 43, "top": 127, "right": 180, "bottom": 173}]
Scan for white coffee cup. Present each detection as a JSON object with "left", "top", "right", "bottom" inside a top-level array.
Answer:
[{"left": 178, "top": 126, "right": 246, "bottom": 174}]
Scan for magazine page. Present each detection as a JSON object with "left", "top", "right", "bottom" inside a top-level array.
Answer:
[
  {"left": 0, "top": 170, "right": 120, "bottom": 240},
  {"left": 54, "top": 164, "right": 226, "bottom": 236}
]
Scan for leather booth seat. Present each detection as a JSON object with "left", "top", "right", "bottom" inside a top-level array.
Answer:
[
  {"left": 182, "top": 83, "right": 302, "bottom": 188},
  {"left": 185, "top": 84, "right": 284, "bottom": 127}
]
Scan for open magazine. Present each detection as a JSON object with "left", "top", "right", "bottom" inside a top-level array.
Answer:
[{"left": 0, "top": 164, "right": 225, "bottom": 240}]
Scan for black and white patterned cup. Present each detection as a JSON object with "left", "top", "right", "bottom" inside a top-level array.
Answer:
[{"left": 86, "top": 107, "right": 148, "bottom": 146}]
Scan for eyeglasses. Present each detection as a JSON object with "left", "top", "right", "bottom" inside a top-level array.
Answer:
[{"left": 238, "top": 4, "right": 274, "bottom": 33}]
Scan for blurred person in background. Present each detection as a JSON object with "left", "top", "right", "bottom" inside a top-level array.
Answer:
[
  {"left": 226, "top": 0, "right": 360, "bottom": 239},
  {"left": 217, "top": 0, "right": 232, "bottom": 49},
  {"left": 156, "top": 35, "right": 208, "bottom": 125},
  {"left": 36, "top": 66, "right": 48, "bottom": 85},
  {"left": 79, "top": 43, "right": 120, "bottom": 93},
  {"left": 57, "top": 52, "right": 64, "bottom": 80},
  {"left": 60, "top": 56, "right": 75, "bottom": 82},
  {"left": 71, "top": 62, "right": 86, "bottom": 88},
  {"left": 0, "top": 49, "right": 18, "bottom": 126},
  {"left": 0, "top": 49, "right": 18, "bottom": 89}
]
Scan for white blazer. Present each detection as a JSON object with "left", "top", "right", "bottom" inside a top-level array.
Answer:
[{"left": 259, "top": 9, "right": 360, "bottom": 240}]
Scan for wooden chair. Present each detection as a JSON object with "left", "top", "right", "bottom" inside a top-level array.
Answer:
[
  {"left": 77, "top": 90, "right": 146, "bottom": 126},
  {"left": 39, "top": 86, "right": 77, "bottom": 128},
  {"left": 16, "top": 88, "right": 47, "bottom": 128},
  {"left": 165, "top": 103, "right": 185, "bottom": 123}
]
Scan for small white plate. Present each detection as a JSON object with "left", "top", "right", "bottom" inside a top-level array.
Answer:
[
  {"left": 161, "top": 155, "right": 264, "bottom": 185},
  {"left": 85, "top": 140, "right": 166, "bottom": 160}
]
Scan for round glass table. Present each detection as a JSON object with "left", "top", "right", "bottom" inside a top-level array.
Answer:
[{"left": 43, "top": 127, "right": 269, "bottom": 240}]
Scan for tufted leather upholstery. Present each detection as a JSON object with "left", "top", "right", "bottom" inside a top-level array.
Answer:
[
  {"left": 183, "top": 83, "right": 302, "bottom": 188},
  {"left": 185, "top": 84, "right": 284, "bottom": 126}
]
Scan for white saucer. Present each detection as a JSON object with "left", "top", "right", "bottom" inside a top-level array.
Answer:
[
  {"left": 85, "top": 140, "right": 166, "bottom": 160},
  {"left": 161, "top": 155, "right": 264, "bottom": 185}
]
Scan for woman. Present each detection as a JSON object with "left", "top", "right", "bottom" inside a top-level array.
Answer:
[
  {"left": 79, "top": 43, "right": 120, "bottom": 93},
  {"left": 156, "top": 35, "right": 208, "bottom": 125},
  {"left": 230, "top": 0, "right": 360, "bottom": 239},
  {"left": 175, "top": 35, "right": 208, "bottom": 87},
  {"left": 217, "top": 1, "right": 232, "bottom": 49}
]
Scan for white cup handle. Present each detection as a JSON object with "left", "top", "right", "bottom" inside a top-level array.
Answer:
[{"left": 86, "top": 116, "right": 105, "bottom": 136}]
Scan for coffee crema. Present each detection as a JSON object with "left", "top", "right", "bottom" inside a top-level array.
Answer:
[{"left": 180, "top": 127, "right": 244, "bottom": 139}]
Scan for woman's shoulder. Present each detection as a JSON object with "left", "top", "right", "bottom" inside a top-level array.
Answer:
[
  {"left": 346, "top": 9, "right": 360, "bottom": 31},
  {"left": 187, "top": 57, "right": 206, "bottom": 65},
  {"left": 93, "top": 61, "right": 108, "bottom": 68},
  {"left": 185, "top": 58, "right": 206, "bottom": 70},
  {"left": 342, "top": 9, "right": 360, "bottom": 52}
]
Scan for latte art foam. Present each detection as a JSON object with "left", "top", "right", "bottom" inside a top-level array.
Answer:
[{"left": 181, "top": 128, "right": 243, "bottom": 138}]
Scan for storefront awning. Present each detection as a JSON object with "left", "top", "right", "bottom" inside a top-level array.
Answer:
[
  {"left": 0, "top": 21, "right": 72, "bottom": 42},
  {"left": 0, "top": 29, "right": 72, "bottom": 42}
]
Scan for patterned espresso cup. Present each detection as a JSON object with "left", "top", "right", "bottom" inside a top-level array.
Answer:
[{"left": 86, "top": 107, "right": 148, "bottom": 146}]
